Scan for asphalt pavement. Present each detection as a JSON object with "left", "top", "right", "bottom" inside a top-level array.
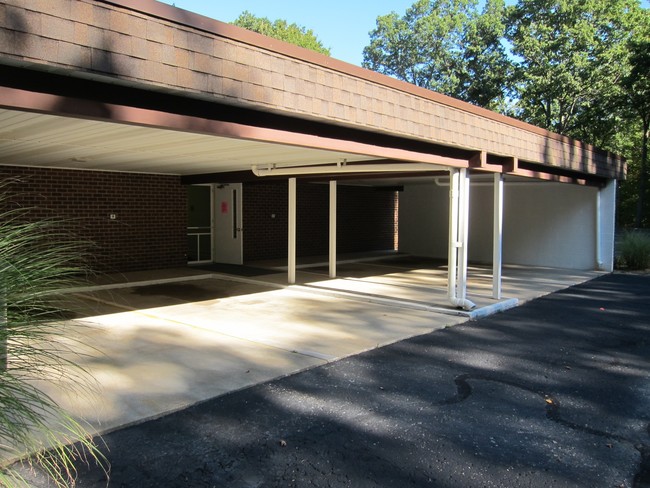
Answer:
[{"left": 17, "top": 273, "right": 650, "bottom": 488}]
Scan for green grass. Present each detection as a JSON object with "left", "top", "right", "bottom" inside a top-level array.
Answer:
[
  {"left": 0, "top": 178, "right": 106, "bottom": 486},
  {"left": 617, "top": 231, "right": 650, "bottom": 270}
]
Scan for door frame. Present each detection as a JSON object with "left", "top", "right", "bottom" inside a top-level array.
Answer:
[{"left": 187, "top": 184, "right": 214, "bottom": 265}]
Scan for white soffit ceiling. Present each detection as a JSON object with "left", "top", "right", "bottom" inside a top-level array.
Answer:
[{"left": 0, "top": 109, "right": 378, "bottom": 175}]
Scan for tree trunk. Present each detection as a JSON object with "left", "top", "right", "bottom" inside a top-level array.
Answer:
[{"left": 635, "top": 119, "right": 649, "bottom": 228}]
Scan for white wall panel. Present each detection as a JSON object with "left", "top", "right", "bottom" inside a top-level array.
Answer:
[
  {"left": 502, "top": 183, "right": 597, "bottom": 270},
  {"left": 400, "top": 180, "right": 603, "bottom": 271}
]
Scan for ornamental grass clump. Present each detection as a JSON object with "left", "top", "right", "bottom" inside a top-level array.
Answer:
[
  {"left": 618, "top": 231, "right": 650, "bottom": 270},
  {"left": 0, "top": 179, "right": 105, "bottom": 487}
]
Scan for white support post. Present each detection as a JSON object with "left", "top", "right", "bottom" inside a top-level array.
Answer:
[
  {"left": 448, "top": 169, "right": 459, "bottom": 301},
  {"left": 329, "top": 180, "right": 337, "bottom": 278},
  {"left": 492, "top": 173, "right": 504, "bottom": 299},
  {"left": 596, "top": 189, "right": 602, "bottom": 270},
  {"left": 597, "top": 179, "right": 617, "bottom": 271},
  {"left": 288, "top": 178, "right": 297, "bottom": 285}
]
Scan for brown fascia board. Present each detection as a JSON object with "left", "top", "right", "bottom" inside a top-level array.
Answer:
[
  {"left": 511, "top": 160, "right": 608, "bottom": 187},
  {"left": 100, "top": 0, "right": 623, "bottom": 179}
]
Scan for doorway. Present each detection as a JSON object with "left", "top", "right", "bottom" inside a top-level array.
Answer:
[
  {"left": 187, "top": 185, "right": 212, "bottom": 264},
  {"left": 187, "top": 184, "right": 243, "bottom": 265},
  {"left": 213, "top": 183, "right": 243, "bottom": 265}
]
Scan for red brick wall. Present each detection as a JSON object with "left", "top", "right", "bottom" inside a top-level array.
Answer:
[
  {"left": 338, "top": 184, "right": 398, "bottom": 254},
  {"left": 243, "top": 181, "right": 397, "bottom": 261},
  {"left": 0, "top": 167, "right": 396, "bottom": 272},
  {"left": 0, "top": 166, "right": 186, "bottom": 273},
  {"left": 243, "top": 181, "right": 289, "bottom": 261}
]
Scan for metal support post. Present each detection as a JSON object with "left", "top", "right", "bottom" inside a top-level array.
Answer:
[
  {"left": 288, "top": 178, "right": 297, "bottom": 284},
  {"left": 329, "top": 180, "right": 337, "bottom": 278}
]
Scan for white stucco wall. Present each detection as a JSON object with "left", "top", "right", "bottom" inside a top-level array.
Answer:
[
  {"left": 399, "top": 180, "right": 603, "bottom": 270},
  {"left": 502, "top": 183, "right": 597, "bottom": 269}
]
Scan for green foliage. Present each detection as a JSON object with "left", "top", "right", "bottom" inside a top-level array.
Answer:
[
  {"left": 362, "top": 0, "right": 512, "bottom": 109},
  {"left": 617, "top": 231, "right": 650, "bottom": 269},
  {"left": 0, "top": 179, "right": 106, "bottom": 486},
  {"left": 232, "top": 11, "right": 331, "bottom": 56},
  {"left": 363, "top": 0, "right": 474, "bottom": 91},
  {"left": 616, "top": 123, "right": 649, "bottom": 227},
  {"left": 506, "top": 0, "right": 639, "bottom": 140},
  {"left": 621, "top": 23, "right": 650, "bottom": 227},
  {"left": 461, "top": 0, "right": 513, "bottom": 110}
]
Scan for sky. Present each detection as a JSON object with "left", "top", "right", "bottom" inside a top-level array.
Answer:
[
  {"left": 163, "top": 0, "right": 650, "bottom": 67},
  {"left": 161, "top": 1, "right": 423, "bottom": 66}
]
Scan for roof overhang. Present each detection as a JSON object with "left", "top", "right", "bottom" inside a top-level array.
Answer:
[
  {"left": 0, "top": 106, "right": 378, "bottom": 175},
  {"left": 0, "top": 0, "right": 624, "bottom": 185},
  {"left": 0, "top": 80, "right": 471, "bottom": 178}
]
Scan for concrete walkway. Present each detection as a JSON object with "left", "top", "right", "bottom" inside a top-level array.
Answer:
[
  {"left": 35, "top": 260, "right": 601, "bottom": 437},
  {"left": 39, "top": 279, "right": 468, "bottom": 435},
  {"left": 18, "top": 272, "right": 650, "bottom": 488}
]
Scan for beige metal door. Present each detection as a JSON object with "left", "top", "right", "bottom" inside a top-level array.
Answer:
[{"left": 213, "top": 183, "right": 243, "bottom": 264}]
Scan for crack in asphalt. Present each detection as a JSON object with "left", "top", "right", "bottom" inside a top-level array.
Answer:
[{"left": 447, "top": 373, "right": 650, "bottom": 488}]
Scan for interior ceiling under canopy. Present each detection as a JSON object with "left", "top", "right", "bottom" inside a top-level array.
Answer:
[{"left": 0, "top": 109, "right": 382, "bottom": 176}]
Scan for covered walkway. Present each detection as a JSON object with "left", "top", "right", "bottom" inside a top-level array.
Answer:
[{"left": 32, "top": 259, "right": 602, "bottom": 437}]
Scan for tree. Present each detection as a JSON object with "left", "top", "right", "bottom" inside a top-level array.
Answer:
[
  {"left": 361, "top": 0, "right": 512, "bottom": 110},
  {"left": 505, "top": 0, "right": 641, "bottom": 142},
  {"left": 622, "top": 35, "right": 650, "bottom": 227},
  {"left": 232, "top": 11, "right": 330, "bottom": 56},
  {"left": 458, "top": 0, "right": 513, "bottom": 110}
]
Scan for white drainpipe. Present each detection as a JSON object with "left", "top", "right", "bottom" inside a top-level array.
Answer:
[
  {"left": 448, "top": 168, "right": 476, "bottom": 311},
  {"left": 252, "top": 162, "right": 446, "bottom": 177}
]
